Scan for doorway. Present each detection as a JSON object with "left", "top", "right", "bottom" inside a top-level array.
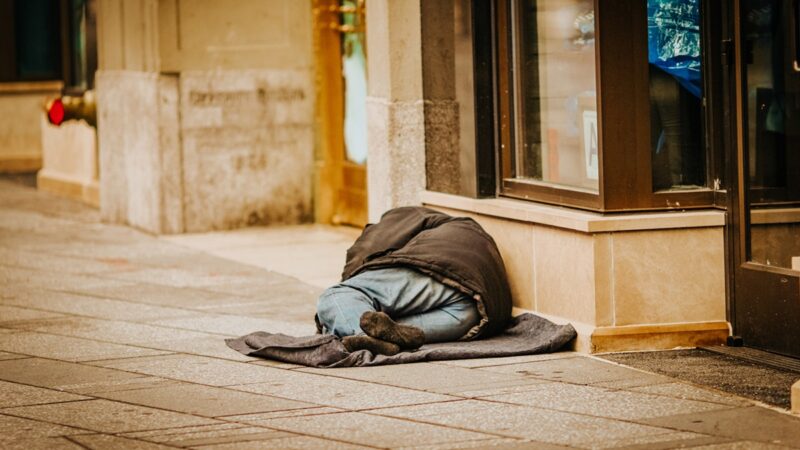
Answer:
[
  {"left": 312, "top": 0, "right": 368, "bottom": 228},
  {"left": 729, "top": 0, "right": 800, "bottom": 358}
]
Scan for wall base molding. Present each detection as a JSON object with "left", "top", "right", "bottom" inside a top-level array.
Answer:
[{"left": 37, "top": 170, "right": 99, "bottom": 208}]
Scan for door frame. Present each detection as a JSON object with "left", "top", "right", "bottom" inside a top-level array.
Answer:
[{"left": 726, "top": 0, "right": 800, "bottom": 358}]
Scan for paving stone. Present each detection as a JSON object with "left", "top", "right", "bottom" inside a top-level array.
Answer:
[
  {"left": 0, "top": 266, "right": 126, "bottom": 293},
  {"left": 0, "top": 414, "right": 85, "bottom": 442},
  {"left": 8, "top": 317, "right": 222, "bottom": 346},
  {"left": 483, "top": 383, "right": 732, "bottom": 421},
  {"left": 141, "top": 336, "right": 259, "bottom": 362},
  {"left": 255, "top": 411, "right": 496, "bottom": 448},
  {"left": 105, "top": 267, "right": 283, "bottom": 289},
  {"left": 5, "top": 399, "right": 218, "bottom": 433},
  {"left": 229, "top": 369, "right": 457, "bottom": 409},
  {"left": 247, "top": 359, "right": 304, "bottom": 369},
  {"left": 640, "top": 406, "right": 800, "bottom": 448},
  {"left": 78, "top": 282, "right": 260, "bottom": 309},
  {"left": 476, "top": 355, "right": 668, "bottom": 386},
  {"left": 69, "top": 434, "right": 177, "bottom": 450},
  {"left": 0, "top": 331, "right": 172, "bottom": 362},
  {"left": 0, "top": 358, "right": 156, "bottom": 393},
  {"left": 372, "top": 399, "right": 674, "bottom": 446},
  {"left": 147, "top": 314, "right": 317, "bottom": 337},
  {"left": 628, "top": 382, "right": 752, "bottom": 407},
  {"left": 94, "top": 382, "right": 314, "bottom": 417},
  {"left": 587, "top": 432, "right": 729, "bottom": 450},
  {"left": 397, "top": 438, "right": 571, "bottom": 450},
  {"left": 300, "top": 362, "right": 549, "bottom": 396},
  {"left": 224, "top": 406, "right": 344, "bottom": 423},
  {"left": 689, "top": 441, "right": 797, "bottom": 450},
  {"left": 193, "top": 435, "right": 374, "bottom": 449},
  {"left": 0, "top": 436, "right": 85, "bottom": 450},
  {"left": 431, "top": 352, "right": 578, "bottom": 369},
  {"left": 90, "top": 354, "right": 284, "bottom": 386},
  {"left": 0, "top": 305, "right": 65, "bottom": 323},
  {"left": 0, "top": 247, "right": 130, "bottom": 275},
  {"left": 1, "top": 290, "right": 197, "bottom": 321},
  {"left": 0, "top": 380, "right": 88, "bottom": 408},
  {"left": 0, "top": 350, "right": 27, "bottom": 360},
  {"left": 121, "top": 423, "right": 293, "bottom": 447}
]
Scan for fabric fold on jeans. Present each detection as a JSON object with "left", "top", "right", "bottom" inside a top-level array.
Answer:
[{"left": 226, "top": 313, "right": 577, "bottom": 368}]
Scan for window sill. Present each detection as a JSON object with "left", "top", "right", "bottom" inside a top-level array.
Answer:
[
  {"left": 0, "top": 80, "right": 63, "bottom": 94},
  {"left": 421, "top": 191, "right": 725, "bottom": 233}
]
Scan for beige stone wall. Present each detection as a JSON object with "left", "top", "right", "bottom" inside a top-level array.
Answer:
[
  {"left": 38, "top": 115, "right": 99, "bottom": 206},
  {"left": 95, "top": 0, "right": 314, "bottom": 233},
  {"left": 0, "top": 89, "right": 60, "bottom": 172}
]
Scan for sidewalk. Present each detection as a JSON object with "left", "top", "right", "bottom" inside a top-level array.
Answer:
[{"left": 1, "top": 179, "right": 800, "bottom": 450}]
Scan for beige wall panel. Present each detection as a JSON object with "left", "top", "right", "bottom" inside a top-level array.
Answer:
[
  {"left": 474, "top": 216, "right": 536, "bottom": 311},
  {"left": 366, "top": 0, "right": 422, "bottom": 100},
  {"left": 592, "top": 233, "right": 614, "bottom": 327},
  {"left": 612, "top": 227, "right": 726, "bottom": 326},
  {"left": 159, "top": 0, "right": 313, "bottom": 72},
  {"left": 0, "top": 94, "right": 52, "bottom": 167},
  {"left": 97, "top": 0, "right": 160, "bottom": 71},
  {"left": 533, "top": 225, "right": 596, "bottom": 325},
  {"left": 179, "top": 69, "right": 314, "bottom": 231}
]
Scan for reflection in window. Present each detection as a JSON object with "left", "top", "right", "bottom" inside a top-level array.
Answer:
[
  {"left": 516, "top": 0, "right": 598, "bottom": 192},
  {"left": 647, "top": 0, "right": 705, "bottom": 191}
]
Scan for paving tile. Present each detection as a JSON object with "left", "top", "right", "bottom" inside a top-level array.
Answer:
[
  {"left": 8, "top": 317, "right": 222, "bottom": 346},
  {"left": 372, "top": 399, "right": 674, "bottom": 446},
  {"left": 397, "top": 438, "right": 571, "bottom": 450},
  {"left": 0, "top": 414, "right": 85, "bottom": 442},
  {"left": 255, "top": 411, "right": 496, "bottom": 448},
  {"left": 141, "top": 335, "right": 259, "bottom": 362},
  {"left": 587, "top": 432, "right": 729, "bottom": 450},
  {"left": 105, "top": 267, "right": 283, "bottom": 289},
  {"left": 224, "top": 406, "right": 344, "bottom": 423},
  {"left": 75, "top": 282, "right": 253, "bottom": 309},
  {"left": 483, "top": 383, "right": 732, "bottom": 421},
  {"left": 122, "top": 423, "right": 293, "bottom": 447},
  {"left": 90, "top": 354, "right": 284, "bottom": 386},
  {"left": 0, "top": 305, "right": 65, "bottom": 323},
  {"left": 628, "top": 382, "right": 752, "bottom": 407},
  {"left": 0, "top": 380, "right": 88, "bottom": 408},
  {"left": 476, "top": 355, "right": 668, "bottom": 386},
  {"left": 300, "top": 362, "right": 549, "bottom": 396},
  {"left": 0, "top": 247, "right": 132, "bottom": 276},
  {"left": 147, "top": 314, "right": 317, "bottom": 337},
  {"left": 640, "top": 406, "right": 800, "bottom": 448},
  {"left": 1, "top": 290, "right": 196, "bottom": 321},
  {"left": 0, "top": 350, "right": 28, "bottom": 360},
  {"left": 0, "top": 266, "right": 126, "bottom": 293},
  {"left": 0, "top": 331, "right": 172, "bottom": 362},
  {"left": 431, "top": 352, "right": 579, "bottom": 369},
  {"left": 193, "top": 435, "right": 374, "bottom": 449},
  {"left": 0, "top": 358, "right": 157, "bottom": 393},
  {"left": 94, "top": 382, "right": 314, "bottom": 417},
  {"left": 69, "top": 434, "right": 177, "bottom": 450},
  {"left": 229, "top": 368, "right": 457, "bottom": 410},
  {"left": 689, "top": 441, "right": 796, "bottom": 450},
  {"left": 5, "top": 399, "right": 217, "bottom": 433},
  {"left": 0, "top": 436, "right": 85, "bottom": 450}
]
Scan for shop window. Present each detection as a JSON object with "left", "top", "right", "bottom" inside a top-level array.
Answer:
[
  {"left": 0, "top": 0, "right": 62, "bottom": 82},
  {"left": 493, "top": 0, "right": 725, "bottom": 211}
]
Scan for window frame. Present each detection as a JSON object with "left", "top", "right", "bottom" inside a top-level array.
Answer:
[{"left": 492, "top": 0, "right": 728, "bottom": 212}]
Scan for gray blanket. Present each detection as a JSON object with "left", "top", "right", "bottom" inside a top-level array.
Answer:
[{"left": 226, "top": 313, "right": 576, "bottom": 368}]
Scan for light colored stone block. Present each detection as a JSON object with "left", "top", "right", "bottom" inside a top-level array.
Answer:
[
  {"left": 612, "top": 227, "right": 726, "bottom": 326},
  {"left": 792, "top": 379, "right": 800, "bottom": 415},
  {"left": 533, "top": 225, "right": 596, "bottom": 325}
]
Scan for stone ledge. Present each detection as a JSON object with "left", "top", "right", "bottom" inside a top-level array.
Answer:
[
  {"left": 422, "top": 190, "right": 725, "bottom": 233},
  {"left": 37, "top": 170, "right": 99, "bottom": 208}
]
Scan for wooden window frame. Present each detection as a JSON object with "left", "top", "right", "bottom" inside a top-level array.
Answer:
[{"left": 491, "top": 0, "right": 728, "bottom": 212}]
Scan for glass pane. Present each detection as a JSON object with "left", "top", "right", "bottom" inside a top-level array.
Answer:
[
  {"left": 14, "top": 0, "right": 61, "bottom": 80},
  {"left": 341, "top": 0, "right": 367, "bottom": 165},
  {"left": 648, "top": 0, "right": 706, "bottom": 191},
  {"left": 516, "top": 0, "right": 598, "bottom": 192},
  {"left": 743, "top": 0, "right": 800, "bottom": 269}
]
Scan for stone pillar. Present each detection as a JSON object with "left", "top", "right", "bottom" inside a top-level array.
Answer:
[
  {"left": 365, "top": 0, "right": 426, "bottom": 223},
  {"left": 95, "top": 0, "right": 315, "bottom": 234}
]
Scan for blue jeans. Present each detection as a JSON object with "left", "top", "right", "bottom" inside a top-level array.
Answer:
[{"left": 316, "top": 267, "right": 480, "bottom": 344}]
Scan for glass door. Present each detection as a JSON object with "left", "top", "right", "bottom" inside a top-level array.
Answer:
[{"left": 732, "top": 0, "right": 800, "bottom": 358}]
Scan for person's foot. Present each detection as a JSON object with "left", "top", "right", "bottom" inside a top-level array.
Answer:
[
  {"left": 360, "top": 311, "right": 425, "bottom": 350},
  {"left": 341, "top": 335, "right": 401, "bottom": 356}
]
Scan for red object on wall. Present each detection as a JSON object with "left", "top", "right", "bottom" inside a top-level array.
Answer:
[{"left": 47, "top": 98, "right": 65, "bottom": 126}]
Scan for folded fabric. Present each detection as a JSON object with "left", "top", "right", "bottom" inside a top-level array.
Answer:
[{"left": 226, "top": 313, "right": 576, "bottom": 368}]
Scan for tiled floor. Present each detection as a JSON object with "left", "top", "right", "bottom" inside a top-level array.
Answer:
[{"left": 2, "top": 179, "right": 800, "bottom": 449}]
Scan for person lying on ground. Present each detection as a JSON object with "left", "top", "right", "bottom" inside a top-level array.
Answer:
[{"left": 315, "top": 206, "right": 513, "bottom": 356}]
